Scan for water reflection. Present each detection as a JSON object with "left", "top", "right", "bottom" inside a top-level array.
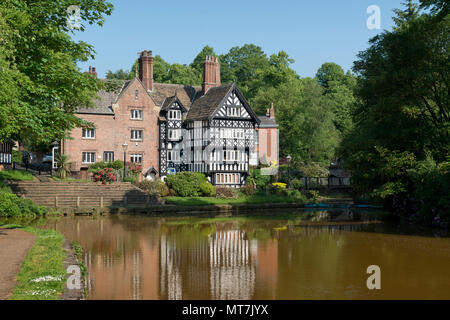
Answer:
[{"left": 48, "top": 210, "right": 450, "bottom": 300}]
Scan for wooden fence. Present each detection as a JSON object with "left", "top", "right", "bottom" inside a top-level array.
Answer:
[{"left": 299, "top": 176, "right": 351, "bottom": 189}]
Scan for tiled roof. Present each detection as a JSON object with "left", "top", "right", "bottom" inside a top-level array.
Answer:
[
  {"left": 76, "top": 80, "right": 130, "bottom": 115},
  {"left": 185, "top": 83, "right": 233, "bottom": 121},
  {"left": 149, "top": 83, "right": 201, "bottom": 108},
  {"left": 257, "top": 116, "right": 278, "bottom": 128}
]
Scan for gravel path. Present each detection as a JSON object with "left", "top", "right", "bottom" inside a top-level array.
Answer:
[{"left": 0, "top": 228, "right": 35, "bottom": 300}]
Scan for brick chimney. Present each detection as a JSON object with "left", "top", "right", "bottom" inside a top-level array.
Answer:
[
  {"left": 269, "top": 102, "right": 275, "bottom": 119},
  {"left": 202, "top": 56, "right": 221, "bottom": 94},
  {"left": 85, "top": 66, "right": 97, "bottom": 77},
  {"left": 139, "top": 50, "right": 154, "bottom": 91}
]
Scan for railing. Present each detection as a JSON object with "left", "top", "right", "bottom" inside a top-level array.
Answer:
[{"left": 299, "top": 177, "right": 351, "bottom": 189}]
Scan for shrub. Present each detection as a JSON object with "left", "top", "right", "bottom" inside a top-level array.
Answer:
[
  {"left": 248, "top": 168, "right": 271, "bottom": 190},
  {"left": 216, "top": 187, "right": 239, "bottom": 199},
  {"left": 0, "top": 193, "right": 22, "bottom": 217},
  {"left": 137, "top": 180, "right": 169, "bottom": 197},
  {"left": 200, "top": 182, "right": 216, "bottom": 197},
  {"left": 291, "top": 178, "right": 303, "bottom": 190},
  {"left": 0, "top": 192, "right": 48, "bottom": 218},
  {"left": 93, "top": 168, "right": 117, "bottom": 184},
  {"left": 284, "top": 189, "right": 306, "bottom": 202},
  {"left": 241, "top": 184, "right": 256, "bottom": 196},
  {"left": 165, "top": 172, "right": 206, "bottom": 197},
  {"left": 88, "top": 160, "right": 124, "bottom": 173},
  {"left": 308, "top": 190, "right": 320, "bottom": 204},
  {"left": 157, "top": 182, "right": 169, "bottom": 197},
  {"left": 272, "top": 182, "right": 287, "bottom": 189}
]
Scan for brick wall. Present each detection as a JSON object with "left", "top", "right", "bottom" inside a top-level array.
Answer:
[
  {"left": 64, "top": 79, "right": 160, "bottom": 178},
  {"left": 257, "top": 128, "right": 279, "bottom": 164}
]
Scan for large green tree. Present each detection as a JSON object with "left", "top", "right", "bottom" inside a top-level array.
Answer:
[
  {"left": 0, "top": 0, "right": 113, "bottom": 145},
  {"left": 340, "top": 0, "right": 449, "bottom": 217}
]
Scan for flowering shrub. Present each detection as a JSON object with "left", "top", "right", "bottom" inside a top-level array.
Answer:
[
  {"left": 129, "top": 163, "right": 142, "bottom": 174},
  {"left": 93, "top": 168, "right": 116, "bottom": 184},
  {"left": 272, "top": 182, "right": 287, "bottom": 189}
]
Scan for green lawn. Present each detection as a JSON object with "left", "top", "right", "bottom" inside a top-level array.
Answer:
[
  {"left": 165, "top": 192, "right": 304, "bottom": 206},
  {"left": 6, "top": 226, "right": 67, "bottom": 300},
  {"left": 0, "top": 169, "right": 34, "bottom": 181}
]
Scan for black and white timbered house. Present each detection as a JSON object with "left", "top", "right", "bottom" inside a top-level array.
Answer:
[{"left": 158, "top": 82, "right": 260, "bottom": 187}]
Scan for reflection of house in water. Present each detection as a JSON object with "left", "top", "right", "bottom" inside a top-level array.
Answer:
[
  {"left": 209, "top": 230, "right": 258, "bottom": 300},
  {"left": 159, "top": 229, "right": 259, "bottom": 300}
]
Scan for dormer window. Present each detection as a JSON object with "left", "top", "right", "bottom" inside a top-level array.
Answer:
[{"left": 168, "top": 110, "right": 182, "bottom": 120}]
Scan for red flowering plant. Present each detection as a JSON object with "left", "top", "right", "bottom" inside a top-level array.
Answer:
[
  {"left": 128, "top": 163, "right": 142, "bottom": 174},
  {"left": 93, "top": 168, "right": 117, "bottom": 184}
]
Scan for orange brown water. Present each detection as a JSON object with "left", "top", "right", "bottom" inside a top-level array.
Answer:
[{"left": 49, "top": 211, "right": 450, "bottom": 300}]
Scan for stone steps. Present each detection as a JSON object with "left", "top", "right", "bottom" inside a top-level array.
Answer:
[{"left": 9, "top": 181, "right": 153, "bottom": 209}]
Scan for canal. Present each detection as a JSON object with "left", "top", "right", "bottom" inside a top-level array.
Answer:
[{"left": 48, "top": 209, "right": 450, "bottom": 299}]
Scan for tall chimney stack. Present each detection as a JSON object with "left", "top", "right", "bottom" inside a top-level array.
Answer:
[
  {"left": 85, "top": 66, "right": 97, "bottom": 77},
  {"left": 139, "top": 50, "right": 154, "bottom": 91},
  {"left": 269, "top": 102, "right": 275, "bottom": 119},
  {"left": 202, "top": 56, "right": 221, "bottom": 94}
]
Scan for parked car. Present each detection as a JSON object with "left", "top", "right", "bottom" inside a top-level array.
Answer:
[{"left": 42, "top": 152, "right": 53, "bottom": 164}]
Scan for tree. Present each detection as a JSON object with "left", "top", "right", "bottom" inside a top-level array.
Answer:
[
  {"left": 252, "top": 77, "right": 339, "bottom": 164},
  {"left": 393, "top": 0, "right": 420, "bottom": 27},
  {"left": 106, "top": 69, "right": 131, "bottom": 80},
  {"left": 0, "top": 0, "right": 113, "bottom": 145},
  {"left": 316, "top": 62, "right": 356, "bottom": 134},
  {"left": 340, "top": 2, "right": 449, "bottom": 218}
]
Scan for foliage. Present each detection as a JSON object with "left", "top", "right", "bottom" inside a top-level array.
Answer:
[
  {"left": 0, "top": 192, "right": 47, "bottom": 218},
  {"left": 316, "top": 62, "right": 356, "bottom": 135},
  {"left": 248, "top": 167, "right": 271, "bottom": 190},
  {"left": 291, "top": 178, "right": 303, "bottom": 190},
  {"left": 215, "top": 187, "right": 239, "bottom": 199},
  {"left": 200, "top": 182, "right": 216, "bottom": 197},
  {"left": 272, "top": 182, "right": 287, "bottom": 189},
  {"left": 55, "top": 154, "right": 71, "bottom": 179},
  {"left": 298, "top": 162, "right": 330, "bottom": 177},
  {"left": 93, "top": 168, "right": 116, "bottom": 184},
  {"left": 0, "top": 0, "right": 113, "bottom": 145},
  {"left": 12, "top": 150, "right": 22, "bottom": 163},
  {"left": 0, "top": 169, "right": 34, "bottom": 181},
  {"left": 240, "top": 184, "right": 256, "bottom": 196},
  {"left": 340, "top": 2, "right": 449, "bottom": 222},
  {"left": 137, "top": 180, "right": 169, "bottom": 197},
  {"left": 88, "top": 160, "right": 123, "bottom": 173},
  {"left": 165, "top": 172, "right": 206, "bottom": 197},
  {"left": 308, "top": 190, "right": 320, "bottom": 204}
]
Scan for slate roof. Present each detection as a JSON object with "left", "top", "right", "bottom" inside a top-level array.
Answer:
[
  {"left": 76, "top": 80, "right": 129, "bottom": 115},
  {"left": 149, "top": 83, "right": 201, "bottom": 108},
  {"left": 257, "top": 116, "right": 278, "bottom": 128},
  {"left": 160, "top": 95, "right": 187, "bottom": 112},
  {"left": 185, "top": 83, "right": 234, "bottom": 121}
]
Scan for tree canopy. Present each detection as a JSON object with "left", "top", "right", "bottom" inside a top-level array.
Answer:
[{"left": 0, "top": 0, "right": 113, "bottom": 147}]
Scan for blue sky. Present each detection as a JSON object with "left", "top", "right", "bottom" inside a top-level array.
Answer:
[{"left": 73, "top": 0, "right": 405, "bottom": 78}]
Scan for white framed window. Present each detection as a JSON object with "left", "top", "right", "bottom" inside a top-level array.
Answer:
[
  {"left": 167, "top": 151, "right": 180, "bottom": 161},
  {"left": 130, "top": 109, "right": 143, "bottom": 120},
  {"left": 219, "top": 128, "right": 244, "bottom": 139},
  {"left": 227, "top": 107, "right": 240, "bottom": 117},
  {"left": 82, "top": 128, "right": 95, "bottom": 139},
  {"left": 130, "top": 154, "right": 143, "bottom": 164},
  {"left": 223, "top": 150, "right": 240, "bottom": 162},
  {"left": 82, "top": 152, "right": 96, "bottom": 164},
  {"left": 168, "top": 110, "right": 181, "bottom": 120},
  {"left": 131, "top": 129, "right": 143, "bottom": 141},
  {"left": 168, "top": 129, "right": 180, "bottom": 141},
  {"left": 103, "top": 151, "right": 114, "bottom": 162},
  {"left": 216, "top": 173, "right": 240, "bottom": 185}
]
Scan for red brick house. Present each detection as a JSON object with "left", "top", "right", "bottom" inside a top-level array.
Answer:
[{"left": 64, "top": 50, "right": 278, "bottom": 185}]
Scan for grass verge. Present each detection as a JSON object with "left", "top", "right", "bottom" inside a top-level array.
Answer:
[
  {"left": 8, "top": 226, "right": 66, "bottom": 300},
  {"left": 165, "top": 193, "right": 304, "bottom": 206},
  {"left": 0, "top": 169, "right": 34, "bottom": 181}
]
